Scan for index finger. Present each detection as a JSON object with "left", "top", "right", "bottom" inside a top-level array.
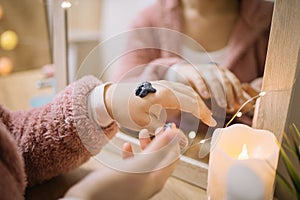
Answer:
[
  {"left": 224, "top": 69, "right": 244, "bottom": 104},
  {"left": 153, "top": 81, "right": 217, "bottom": 127}
]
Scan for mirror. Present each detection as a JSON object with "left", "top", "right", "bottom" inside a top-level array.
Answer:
[
  {"left": 53, "top": 0, "right": 213, "bottom": 188},
  {"left": 60, "top": 0, "right": 281, "bottom": 189},
  {"left": 57, "top": 1, "right": 300, "bottom": 193}
]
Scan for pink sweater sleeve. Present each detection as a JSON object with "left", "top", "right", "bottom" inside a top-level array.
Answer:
[{"left": 2, "top": 76, "right": 118, "bottom": 186}]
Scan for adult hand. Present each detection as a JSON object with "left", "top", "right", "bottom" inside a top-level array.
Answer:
[
  {"left": 240, "top": 82, "right": 260, "bottom": 117},
  {"left": 64, "top": 126, "right": 186, "bottom": 200},
  {"left": 165, "top": 63, "right": 246, "bottom": 113},
  {"left": 105, "top": 80, "right": 216, "bottom": 133},
  {"left": 122, "top": 123, "right": 188, "bottom": 159}
]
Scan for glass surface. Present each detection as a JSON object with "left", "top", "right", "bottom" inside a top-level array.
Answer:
[{"left": 64, "top": 0, "right": 279, "bottom": 164}]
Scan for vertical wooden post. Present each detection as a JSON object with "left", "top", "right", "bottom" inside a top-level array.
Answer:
[
  {"left": 252, "top": 0, "right": 300, "bottom": 142},
  {"left": 52, "top": 0, "right": 68, "bottom": 92}
]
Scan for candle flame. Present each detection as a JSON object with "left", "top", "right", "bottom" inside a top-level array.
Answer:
[{"left": 238, "top": 144, "right": 249, "bottom": 160}]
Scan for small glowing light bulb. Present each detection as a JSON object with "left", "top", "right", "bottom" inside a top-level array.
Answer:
[
  {"left": 236, "top": 112, "right": 242, "bottom": 117},
  {"left": 0, "top": 30, "right": 18, "bottom": 50},
  {"left": 238, "top": 144, "right": 249, "bottom": 160},
  {"left": 188, "top": 131, "right": 196, "bottom": 140},
  {"left": 61, "top": 0, "right": 72, "bottom": 9},
  {"left": 259, "top": 91, "right": 266, "bottom": 97},
  {"left": 0, "top": 57, "right": 13, "bottom": 76}
]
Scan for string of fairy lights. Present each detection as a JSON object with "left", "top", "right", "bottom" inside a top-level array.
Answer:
[{"left": 184, "top": 91, "right": 267, "bottom": 157}]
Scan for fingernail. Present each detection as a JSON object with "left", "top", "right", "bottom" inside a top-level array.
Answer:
[
  {"left": 210, "top": 115, "right": 217, "bottom": 127},
  {"left": 139, "top": 129, "right": 150, "bottom": 139},
  {"left": 202, "top": 91, "right": 209, "bottom": 98}
]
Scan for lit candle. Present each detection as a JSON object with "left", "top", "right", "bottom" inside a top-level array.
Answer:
[
  {"left": 207, "top": 124, "right": 280, "bottom": 200},
  {"left": 238, "top": 144, "right": 248, "bottom": 160}
]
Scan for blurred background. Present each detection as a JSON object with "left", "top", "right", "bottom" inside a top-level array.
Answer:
[{"left": 0, "top": 0, "right": 155, "bottom": 110}]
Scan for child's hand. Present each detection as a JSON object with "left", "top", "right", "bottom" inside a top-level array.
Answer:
[
  {"left": 105, "top": 80, "right": 216, "bottom": 133},
  {"left": 122, "top": 123, "right": 188, "bottom": 159},
  {"left": 63, "top": 125, "right": 187, "bottom": 200}
]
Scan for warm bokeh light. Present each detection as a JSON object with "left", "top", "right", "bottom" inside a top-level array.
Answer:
[
  {"left": 0, "top": 57, "right": 13, "bottom": 75},
  {"left": 0, "top": 4, "right": 3, "bottom": 20},
  {"left": 0, "top": 30, "right": 19, "bottom": 50}
]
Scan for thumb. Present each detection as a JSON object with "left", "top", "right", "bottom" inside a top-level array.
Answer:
[
  {"left": 153, "top": 81, "right": 217, "bottom": 127},
  {"left": 118, "top": 129, "right": 182, "bottom": 173}
]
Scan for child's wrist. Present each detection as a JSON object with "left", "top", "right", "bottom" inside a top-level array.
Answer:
[{"left": 88, "top": 83, "right": 114, "bottom": 128}]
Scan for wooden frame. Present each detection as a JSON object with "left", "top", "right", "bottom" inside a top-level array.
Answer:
[{"left": 252, "top": 0, "right": 300, "bottom": 142}]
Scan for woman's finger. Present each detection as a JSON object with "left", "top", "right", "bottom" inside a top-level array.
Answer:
[
  {"left": 191, "top": 75, "right": 211, "bottom": 99},
  {"left": 153, "top": 82, "right": 216, "bottom": 127},
  {"left": 143, "top": 128, "right": 179, "bottom": 153},
  {"left": 198, "top": 64, "right": 227, "bottom": 108},
  {"left": 122, "top": 143, "right": 134, "bottom": 159},
  {"left": 120, "top": 129, "right": 179, "bottom": 172},
  {"left": 242, "top": 83, "right": 259, "bottom": 97},
  {"left": 139, "top": 129, "right": 152, "bottom": 150},
  {"left": 183, "top": 65, "right": 210, "bottom": 99},
  {"left": 224, "top": 69, "right": 244, "bottom": 104},
  {"left": 219, "top": 70, "right": 235, "bottom": 111}
]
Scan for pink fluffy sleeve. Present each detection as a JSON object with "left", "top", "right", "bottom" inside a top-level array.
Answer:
[{"left": 3, "top": 76, "right": 118, "bottom": 186}]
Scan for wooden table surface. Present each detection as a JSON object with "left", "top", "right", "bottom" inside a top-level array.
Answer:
[{"left": 0, "top": 69, "right": 53, "bottom": 110}]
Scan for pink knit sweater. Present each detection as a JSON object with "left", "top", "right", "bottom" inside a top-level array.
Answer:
[
  {"left": 0, "top": 76, "right": 118, "bottom": 199},
  {"left": 113, "top": 0, "right": 273, "bottom": 84}
]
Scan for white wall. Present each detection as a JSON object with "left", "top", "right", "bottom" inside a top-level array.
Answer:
[
  {"left": 66, "top": 0, "right": 156, "bottom": 81},
  {"left": 98, "top": 0, "right": 156, "bottom": 81},
  {"left": 100, "top": 0, "right": 155, "bottom": 39}
]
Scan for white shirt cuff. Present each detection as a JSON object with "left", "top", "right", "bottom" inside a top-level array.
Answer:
[{"left": 88, "top": 82, "right": 114, "bottom": 127}]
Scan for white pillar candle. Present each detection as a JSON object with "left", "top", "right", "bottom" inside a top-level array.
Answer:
[{"left": 207, "top": 124, "right": 280, "bottom": 200}]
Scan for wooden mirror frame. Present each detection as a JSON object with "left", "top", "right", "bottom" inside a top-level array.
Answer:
[{"left": 252, "top": 0, "right": 300, "bottom": 141}]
